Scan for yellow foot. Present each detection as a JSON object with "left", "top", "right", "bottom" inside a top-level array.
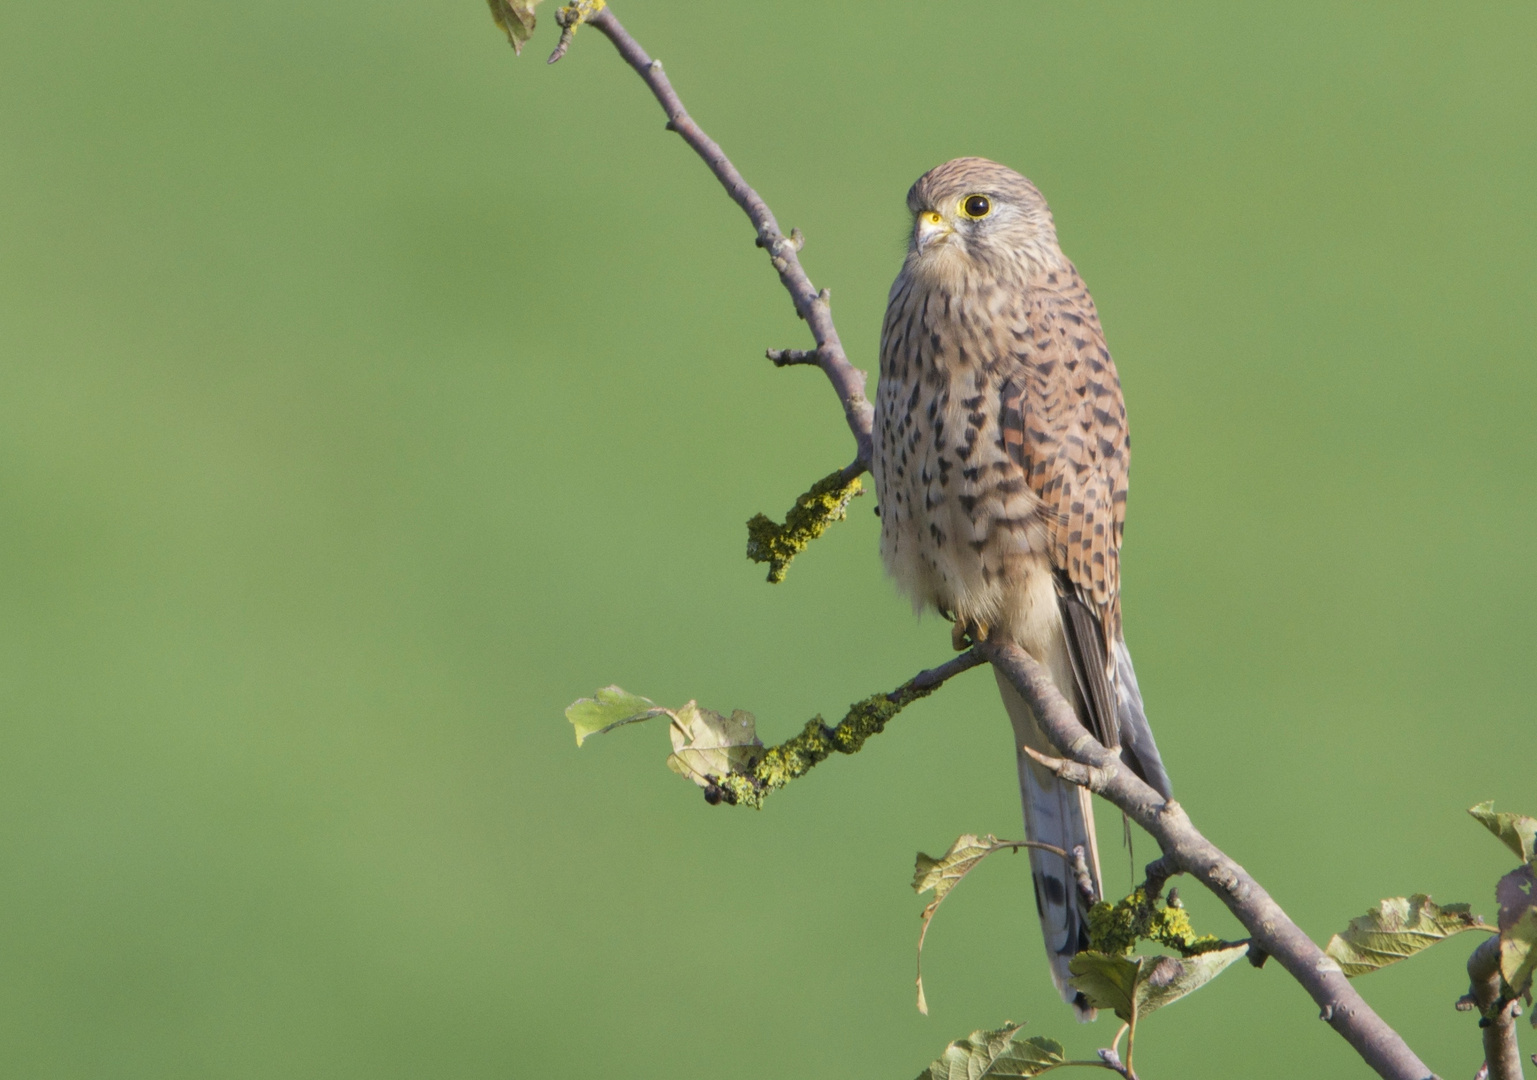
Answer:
[{"left": 951, "top": 619, "right": 990, "bottom": 651}]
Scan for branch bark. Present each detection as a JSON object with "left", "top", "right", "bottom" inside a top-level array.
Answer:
[
  {"left": 979, "top": 638, "right": 1436, "bottom": 1080},
  {"left": 1468, "top": 936, "right": 1527, "bottom": 1080},
  {"left": 581, "top": 8, "right": 874, "bottom": 471}
]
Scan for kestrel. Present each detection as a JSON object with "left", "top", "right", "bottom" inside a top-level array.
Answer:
[{"left": 872, "top": 158, "right": 1173, "bottom": 1016}]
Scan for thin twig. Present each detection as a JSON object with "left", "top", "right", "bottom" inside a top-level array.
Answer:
[
  {"left": 1021, "top": 743, "right": 1114, "bottom": 793},
  {"left": 584, "top": 9, "right": 874, "bottom": 470},
  {"left": 766, "top": 347, "right": 821, "bottom": 367},
  {"left": 978, "top": 639, "right": 1437, "bottom": 1080},
  {"left": 546, "top": 24, "right": 575, "bottom": 63},
  {"left": 1089, "top": 1037, "right": 1138, "bottom": 1079},
  {"left": 1142, "top": 855, "right": 1178, "bottom": 904},
  {"left": 910, "top": 648, "right": 987, "bottom": 690}
]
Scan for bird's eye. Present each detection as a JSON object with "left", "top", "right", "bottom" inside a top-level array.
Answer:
[{"left": 962, "top": 194, "right": 991, "bottom": 218}]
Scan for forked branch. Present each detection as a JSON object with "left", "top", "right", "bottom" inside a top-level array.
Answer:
[
  {"left": 979, "top": 639, "right": 1436, "bottom": 1080},
  {"left": 574, "top": 7, "right": 874, "bottom": 470}
]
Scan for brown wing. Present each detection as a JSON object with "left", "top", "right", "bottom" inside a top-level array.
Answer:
[{"left": 999, "top": 263, "right": 1129, "bottom": 748}]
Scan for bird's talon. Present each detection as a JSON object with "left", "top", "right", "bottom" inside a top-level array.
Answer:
[{"left": 950, "top": 619, "right": 990, "bottom": 651}]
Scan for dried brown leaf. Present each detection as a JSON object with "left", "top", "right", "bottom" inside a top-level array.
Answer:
[{"left": 487, "top": 0, "right": 542, "bottom": 54}]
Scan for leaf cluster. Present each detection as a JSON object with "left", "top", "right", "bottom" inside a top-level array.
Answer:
[
  {"left": 566, "top": 686, "right": 762, "bottom": 803},
  {"left": 1068, "top": 945, "right": 1250, "bottom": 1026},
  {"left": 912, "top": 833, "right": 1246, "bottom": 1076}
]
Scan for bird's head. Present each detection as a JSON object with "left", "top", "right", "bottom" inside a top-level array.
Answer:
[{"left": 903, "top": 157, "right": 1063, "bottom": 284}]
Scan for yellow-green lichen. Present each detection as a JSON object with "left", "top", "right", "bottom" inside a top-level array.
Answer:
[
  {"left": 710, "top": 671, "right": 941, "bottom": 809},
  {"left": 555, "top": 0, "right": 606, "bottom": 28},
  {"left": 1088, "top": 888, "right": 1226, "bottom": 957},
  {"left": 746, "top": 470, "right": 863, "bottom": 583}
]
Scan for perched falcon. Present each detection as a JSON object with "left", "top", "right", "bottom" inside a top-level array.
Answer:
[{"left": 872, "top": 158, "right": 1173, "bottom": 1016}]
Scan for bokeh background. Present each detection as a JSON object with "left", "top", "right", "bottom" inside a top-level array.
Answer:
[{"left": 0, "top": 2, "right": 1532, "bottom": 1076}]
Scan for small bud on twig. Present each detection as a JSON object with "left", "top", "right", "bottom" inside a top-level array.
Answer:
[{"left": 766, "top": 348, "right": 821, "bottom": 368}]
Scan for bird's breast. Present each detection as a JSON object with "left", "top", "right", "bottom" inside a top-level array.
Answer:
[{"left": 873, "top": 282, "right": 1052, "bottom": 635}]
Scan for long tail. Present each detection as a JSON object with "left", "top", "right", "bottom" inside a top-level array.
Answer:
[
  {"left": 1113, "top": 636, "right": 1173, "bottom": 801},
  {"left": 995, "top": 668, "right": 1102, "bottom": 1021}
]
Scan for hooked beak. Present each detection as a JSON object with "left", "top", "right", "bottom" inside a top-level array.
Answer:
[{"left": 914, "top": 210, "right": 952, "bottom": 253}]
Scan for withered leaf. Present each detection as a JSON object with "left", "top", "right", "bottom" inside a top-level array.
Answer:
[
  {"left": 487, "top": 0, "right": 542, "bottom": 55},
  {"left": 1325, "top": 895, "right": 1490, "bottom": 977}
]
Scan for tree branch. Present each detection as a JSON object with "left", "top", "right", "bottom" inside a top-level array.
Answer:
[
  {"left": 745, "top": 468, "right": 864, "bottom": 584},
  {"left": 713, "top": 649, "right": 985, "bottom": 808},
  {"left": 978, "top": 639, "right": 1437, "bottom": 1080},
  {"left": 1468, "top": 936, "right": 1527, "bottom": 1080},
  {"left": 581, "top": 8, "right": 874, "bottom": 470}
]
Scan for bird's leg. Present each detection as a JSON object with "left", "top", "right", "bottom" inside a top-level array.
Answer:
[{"left": 951, "top": 617, "right": 991, "bottom": 652}]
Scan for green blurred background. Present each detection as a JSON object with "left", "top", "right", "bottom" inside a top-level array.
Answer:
[{"left": 0, "top": 1, "right": 1532, "bottom": 1076}]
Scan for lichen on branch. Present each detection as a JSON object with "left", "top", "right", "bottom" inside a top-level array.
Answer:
[
  {"left": 716, "top": 655, "right": 975, "bottom": 808},
  {"left": 1088, "top": 887, "right": 1227, "bottom": 958},
  {"left": 745, "top": 469, "right": 862, "bottom": 583},
  {"left": 547, "top": 0, "right": 606, "bottom": 63},
  {"left": 566, "top": 653, "right": 984, "bottom": 810}
]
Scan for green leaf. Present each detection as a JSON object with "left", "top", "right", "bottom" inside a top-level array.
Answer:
[
  {"left": 916, "top": 1024, "right": 1065, "bottom": 1080},
  {"left": 1501, "top": 907, "right": 1537, "bottom": 998},
  {"left": 1067, "top": 952, "right": 1142, "bottom": 1023},
  {"left": 1469, "top": 801, "right": 1537, "bottom": 866},
  {"left": 1068, "top": 945, "right": 1248, "bottom": 1024},
  {"left": 915, "top": 834, "right": 1009, "bottom": 903},
  {"left": 1325, "top": 895, "right": 1491, "bottom": 977},
  {"left": 566, "top": 685, "right": 669, "bottom": 746},
  {"left": 664, "top": 701, "right": 762, "bottom": 788},
  {"left": 486, "top": 0, "right": 542, "bottom": 54},
  {"left": 912, "top": 835, "right": 1026, "bottom": 1014},
  {"left": 566, "top": 690, "right": 763, "bottom": 796}
]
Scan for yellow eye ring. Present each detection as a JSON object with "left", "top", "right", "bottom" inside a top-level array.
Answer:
[{"left": 960, "top": 194, "right": 991, "bottom": 219}]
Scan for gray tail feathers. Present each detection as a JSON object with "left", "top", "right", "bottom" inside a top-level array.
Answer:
[
  {"left": 995, "top": 668, "right": 1102, "bottom": 1022},
  {"left": 1112, "top": 637, "right": 1173, "bottom": 801}
]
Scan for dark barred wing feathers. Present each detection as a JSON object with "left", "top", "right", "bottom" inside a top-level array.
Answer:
[{"left": 999, "top": 270, "right": 1172, "bottom": 799}]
